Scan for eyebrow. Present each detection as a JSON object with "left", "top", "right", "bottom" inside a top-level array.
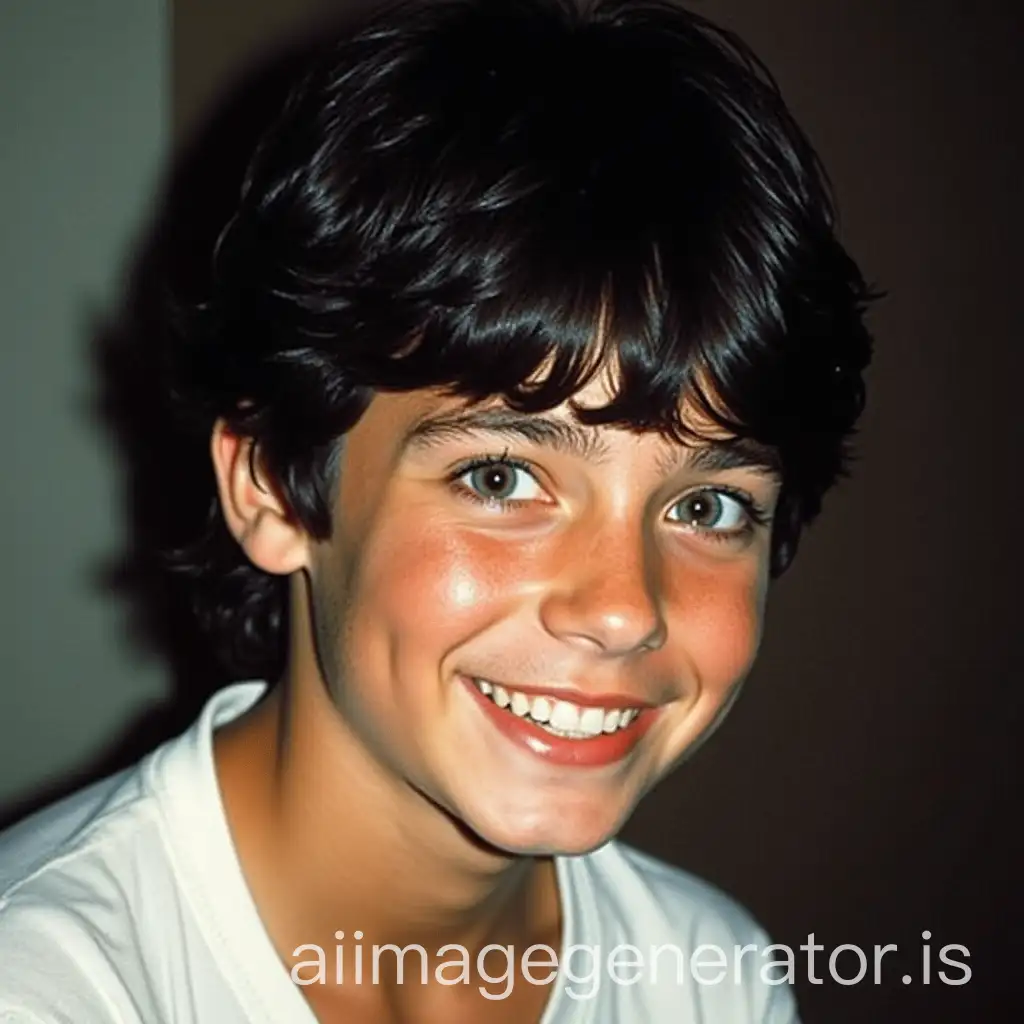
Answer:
[
  {"left": 401, "top": 407, "right": 782, "bottom": 479},
  {"left": 402, "top": 407, "right": 609, "bottom": 461},
  {"left": 669, "top": 438, "right": 782, "bottom": 479}
]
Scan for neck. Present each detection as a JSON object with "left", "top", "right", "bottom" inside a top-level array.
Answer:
[{"left": 213, "top": 650, "right": 561, "bottom": 982}]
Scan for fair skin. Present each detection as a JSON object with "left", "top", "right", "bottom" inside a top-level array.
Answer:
[{"left": 211, "top": 371, "right": 781, "bottom": 1022}]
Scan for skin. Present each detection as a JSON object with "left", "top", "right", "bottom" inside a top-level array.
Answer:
[{"left": 211, "top": 370, "right": 780, "bottom": 1022}]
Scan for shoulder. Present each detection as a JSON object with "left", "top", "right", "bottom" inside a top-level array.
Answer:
[
  {"left": 578, "top": 840, "right": 771, "bottom": 943},
  {"left": 0, "top": 684, "right": 266, "bottom": 1021},
  {"left": 0, "top": 756, "right": 170, "bottom": 917},
  {"left": 0, "top": 681, "right": 265, "bottom": 921},
  {"left": 562, "top": 841, "right": 802, "bottom": 1022},
  {"left": 0, "top": 767, "right": 145, "bottom": 896},
  {"left": 0, "top": 764, "right": 171, "bottom": 1018}
]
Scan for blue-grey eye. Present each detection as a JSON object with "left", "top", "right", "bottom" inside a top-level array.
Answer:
[
  {"left": 669, "top": 490, "right": 747, "bottom": 531},
  {"left": 463, "top": 462, "right": 542, "bottom": 502}
]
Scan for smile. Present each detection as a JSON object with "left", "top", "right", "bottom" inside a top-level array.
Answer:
[
  {"left": 461, "top": 673, "right": 655, "bottom": 767},
  {"left": 470, "top": 677, "right": 641, "bottom": 739}
]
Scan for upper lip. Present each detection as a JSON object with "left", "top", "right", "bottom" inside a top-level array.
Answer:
[{"left": 464, "top": 674, "right": 654, "bottom": 709}]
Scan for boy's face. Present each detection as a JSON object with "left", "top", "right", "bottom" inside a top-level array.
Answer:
[{"left": 303, "top": 373, "right": 780, "bottom": 856}]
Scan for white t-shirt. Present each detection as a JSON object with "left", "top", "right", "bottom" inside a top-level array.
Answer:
[{"left": 0, "top": 683, "right": 800, "bottom": 1022}]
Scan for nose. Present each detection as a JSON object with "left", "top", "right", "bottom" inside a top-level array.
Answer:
[{"left": 538, "top": 517, "right": 667, "bottom": 657}]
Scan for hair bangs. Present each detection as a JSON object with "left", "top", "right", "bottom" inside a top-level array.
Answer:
[
  {"left": 163, "top": 0, "right": 876, "bottom": 676},
  {"left": 397, "top": 260, "right": 792, "bottom": 458}
]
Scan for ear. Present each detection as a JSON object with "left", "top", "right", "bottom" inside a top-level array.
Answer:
[{"left": 210, "top": 419, "right": 310, "bottom": 575}]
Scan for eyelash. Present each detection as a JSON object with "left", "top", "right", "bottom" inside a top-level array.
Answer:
[
  {"left": 446, "top": 453, "right": 773, "bottom": 542},
  {"left": 447, "top": 453, "right": 539, "bottom": 510},
  {"left": 685, "top": 486, "right": 772, "bottom": 543}
]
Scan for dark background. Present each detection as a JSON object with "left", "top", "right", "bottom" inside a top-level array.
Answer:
[
  {"left": 4, "top": 1, "right": 1021, "bottom": 1021},
  {"left": 623, "top": 3, "right": 1023, "bottom": 1021}
]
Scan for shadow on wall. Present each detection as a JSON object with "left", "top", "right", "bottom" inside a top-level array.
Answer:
[{"left": 0, "top": 32, "right": 336, "bottom": 834}]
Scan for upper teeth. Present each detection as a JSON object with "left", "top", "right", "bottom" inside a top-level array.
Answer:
[{"left": 473, "top": 678, "right": 639, "bottom": 737}]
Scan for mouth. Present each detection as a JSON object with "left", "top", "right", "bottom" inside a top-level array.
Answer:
[
  {"left": 460, "top": 674, "right": 657, "bottom": 767},
  {"left": 470, "top": 677, "right": 642, "bottom": 739}
]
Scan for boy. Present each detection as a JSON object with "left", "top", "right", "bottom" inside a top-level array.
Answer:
[{"left": 0, "top": 0, "right": 873, "bottom": 1020}]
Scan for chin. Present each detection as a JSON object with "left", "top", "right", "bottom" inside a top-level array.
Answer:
[{"left": 458, "top": 796, "right": 633, "bottom": 859}]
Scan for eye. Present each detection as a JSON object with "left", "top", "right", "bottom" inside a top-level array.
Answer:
[
  {"left": 667, "top": 489, "right": 751, "bottom": 533},
  {"left": 455, "top": 458, "right": 545, "bottom": 504}
]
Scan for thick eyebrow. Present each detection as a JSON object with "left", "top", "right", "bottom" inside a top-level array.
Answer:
[
  {"left": 401, "top": 408, "right": 611, "bottom": 461},
  {"left": 656, "top": 437, "right": 782, "bottom": 480},
  {"left": 401, "top": 407, "right": 781, "bottom": 480}
]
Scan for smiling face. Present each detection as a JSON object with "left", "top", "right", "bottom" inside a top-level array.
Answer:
[{"left": 297, "top": 373, "right": 780, "bottom": 857}]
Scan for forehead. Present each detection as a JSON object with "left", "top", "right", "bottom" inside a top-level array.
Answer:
[{"left": 359, "top": 381, "right": 781, "bottom": 480}]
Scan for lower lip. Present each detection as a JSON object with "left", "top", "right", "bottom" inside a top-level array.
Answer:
[{"left": 460, "top": 676, "right": 656, "bottom": 768}]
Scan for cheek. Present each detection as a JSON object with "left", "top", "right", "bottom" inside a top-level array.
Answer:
[
  {"left": 352, "top": 516, "right": 528, "bottom": 647},
  {"left": 667, "top": 559, "right": 768, "bottom": 693}
]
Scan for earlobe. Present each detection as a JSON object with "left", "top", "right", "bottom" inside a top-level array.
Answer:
[{"left": 210, "top": 419, "right": 310, "bottom": 575}]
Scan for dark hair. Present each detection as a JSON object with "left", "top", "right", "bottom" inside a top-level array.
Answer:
[{"left": 169, "top": 0, "right": 876, "bottom": 679}]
